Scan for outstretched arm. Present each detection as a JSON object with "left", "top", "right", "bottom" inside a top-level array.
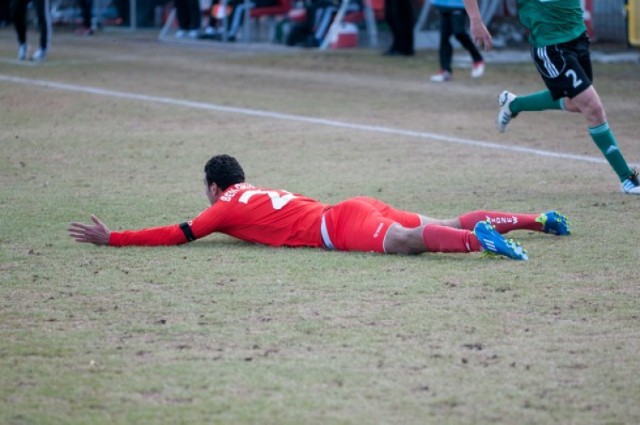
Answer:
[
  {"left": 68, "top": 200, "right": 229, "bottom": 247},
  {"left": 68, "top": 215, "right": 111, "bottom": 245},
  {"left": 68, "top": 215, "right": 190, "bottom": 246},
  {"left": 68, "top": 210, "right": 218, "bottom": 247},
  {"left": 463, "top": 0, "right": 493, "bottom": 50}
]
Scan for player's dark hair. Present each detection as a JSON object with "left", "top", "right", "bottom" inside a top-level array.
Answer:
[{"left": 204, "top": 155, "right": 245, "bottom": 191}]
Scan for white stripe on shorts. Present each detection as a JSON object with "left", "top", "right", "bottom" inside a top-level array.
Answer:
[
  {"left": 537, "top": 47, "right": 559, "bottom": 78},
  {"left": 321, "top": 214, "right": 335, "bottom": 250}
]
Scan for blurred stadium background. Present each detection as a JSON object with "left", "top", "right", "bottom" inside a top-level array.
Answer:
[{"left": 2, "top": 0, "right": 638, "bottom": 48}]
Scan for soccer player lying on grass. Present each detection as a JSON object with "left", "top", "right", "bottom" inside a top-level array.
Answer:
[{"left": 68, "top": 155, "right": 571, "bottom": 261}]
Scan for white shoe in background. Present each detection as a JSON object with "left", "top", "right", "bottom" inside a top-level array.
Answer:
[
  {"left": 17, "top": 44, "right": 27, "bottom": 61},
  {"left": 471, "top": 61, "right": 485, "bottom": 78},
  {"left": 31, "top": 48, "right": 47, "bottom": 62}
]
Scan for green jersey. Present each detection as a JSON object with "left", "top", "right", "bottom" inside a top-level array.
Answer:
[{"left": 517, "top": 0, "right": 586, "bottom": 47}]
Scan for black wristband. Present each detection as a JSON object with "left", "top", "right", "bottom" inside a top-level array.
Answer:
[{"left": 179, "top": 222, "right": 196, "bottom": 242}]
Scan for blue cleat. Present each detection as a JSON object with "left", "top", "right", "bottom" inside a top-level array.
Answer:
[
  {"left": 474, "top": 220, "right": 529, "bottom": 261},
  {"left": 536, "top": 211, "right": 571, "bottom": 236}
]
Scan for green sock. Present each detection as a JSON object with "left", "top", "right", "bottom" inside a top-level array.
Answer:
[
  {"left": 510, "top": 90, "right": 563, "bottom": 114},
  {"left": 589, "top": 122, "right": 633, "bottom": 182}
]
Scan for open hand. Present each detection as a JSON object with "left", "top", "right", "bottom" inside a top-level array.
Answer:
[{"left": 68, "top": 215, "right": 111, "bottom": 246}]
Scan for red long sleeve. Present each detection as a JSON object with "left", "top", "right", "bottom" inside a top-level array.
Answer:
[
  {"left": 107, "top": 183, "right": 326, "bottom": 248},
  {"left": 109, "top": 224, "right": 188, "bottom": 246}
]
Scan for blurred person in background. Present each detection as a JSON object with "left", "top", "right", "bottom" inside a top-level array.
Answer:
[
  {"left": 74, "top": 0, "right": 94, "bottom": 35},
  {"left": 11, "top": 0, "right": 51, "bottom": 60},
  {"left": 1, "top": 0, "right": 12, "bottom": 26},
  {"left": 429, "top": 0, "right": 484, "bottom": 82},
  {"left": 383, "top": 0, "right": 414, "bottom": 56},
  {"left": 175, "top": 0, "right": 201, "bottom": 38}
]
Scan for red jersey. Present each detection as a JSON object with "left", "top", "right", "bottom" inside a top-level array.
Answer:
[{"left": 109, "top": 183, "right": 328, "bottom": 248}]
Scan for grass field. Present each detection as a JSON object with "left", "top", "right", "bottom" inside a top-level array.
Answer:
[{"left": 1, "top": 27, "right": 639, "bottom": 424}]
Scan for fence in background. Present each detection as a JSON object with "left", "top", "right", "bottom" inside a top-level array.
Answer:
[{"left": 45, "top": 0, "right": 637, "bottom": 46}]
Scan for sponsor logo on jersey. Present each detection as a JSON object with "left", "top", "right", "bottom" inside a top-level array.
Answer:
[{"left": 373, "top": 222, "right": 385, "bottom": 238}]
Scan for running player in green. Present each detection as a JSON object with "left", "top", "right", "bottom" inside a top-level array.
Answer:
[{"left": 463, "top": 0, "right": 640, "bottom": 195}]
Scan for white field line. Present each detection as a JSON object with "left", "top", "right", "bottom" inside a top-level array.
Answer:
[{"left": 1, "top": 74, "right": 637, "bottom": 168}]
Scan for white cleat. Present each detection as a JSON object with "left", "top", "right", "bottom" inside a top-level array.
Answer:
[
  {"left": 621, "top": 170, "right": 640, "bottom": 195},
  {"left": 496, "top": 90, "right": 517, "bottom": 133}
]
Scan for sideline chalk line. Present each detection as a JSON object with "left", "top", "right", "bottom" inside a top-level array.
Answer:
[{"left": 1, "top": 74, "right": 636, "bottom": 168}]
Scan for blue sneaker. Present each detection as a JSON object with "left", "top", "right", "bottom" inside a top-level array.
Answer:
[
  {"left": 474, "top": 220, "right": 528, "bottom": 261},
  {"left": 536, "top": 211, "right": 571, "bottom": 235}
]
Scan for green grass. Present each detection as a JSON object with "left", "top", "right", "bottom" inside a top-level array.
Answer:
[{"left": 1, "top": 28, "right": 639, "bottom": 424}]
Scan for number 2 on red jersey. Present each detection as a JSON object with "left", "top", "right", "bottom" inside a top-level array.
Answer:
[{"left": 239, "top": 190, "right": 296, "bottom": 210}]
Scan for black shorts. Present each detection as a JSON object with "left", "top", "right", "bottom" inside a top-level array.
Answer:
[{"left": 531, "top": 32, "right": 593, "bottom": 100}]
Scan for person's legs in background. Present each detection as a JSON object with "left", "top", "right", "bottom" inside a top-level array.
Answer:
[
  {"left": 451, "top": 7, "right": 484, "bottom": 78},
  {"left": 431, "top": 8, "right": 453, "bottom": 82},
  {"left": 75, "top": 0, "right": 94, "bottom": 35}
]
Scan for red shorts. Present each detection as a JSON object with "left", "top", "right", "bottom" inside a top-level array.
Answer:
[{"left": 322, "top": 196, "right": 421, "bottom": 253}]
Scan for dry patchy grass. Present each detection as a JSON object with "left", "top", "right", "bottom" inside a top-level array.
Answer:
[{"left": 1, "top": 28, "right": 639, "bottom": 424}]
